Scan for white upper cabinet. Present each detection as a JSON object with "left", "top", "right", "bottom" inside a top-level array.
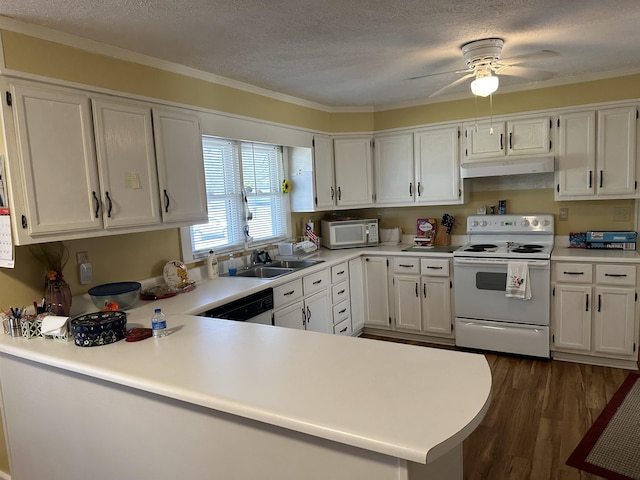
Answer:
[
  {"left": 463, "top": 116, "right": 551, "bottom": 162},
  {"left": 289, "top": 135, "right": 335, "bottom": 212},
  {"left": 333, "top": 136, "right": 374, "bottom": 208},
  {"left": 414, "top": 125, "right": 462, "bottom": 205},
  {"left": 152, "top": 107, "right": 208, "bottom": 224},
  {"left": 555, "top": 105, "right": 637, "bottom": 200},
  {"left": 8, "top": 82, "right": 103, "bottom": 241},
  {"left": 373, "top": 132, "right": 414, "bottom": 205},
  {"left": 3, "top": 79, "right": 208, "bottom": 244},
  {"left": 92, "top": 97, "right": 161, "bottom": 229}
]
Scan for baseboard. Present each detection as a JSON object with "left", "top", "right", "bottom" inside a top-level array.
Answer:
[
  {"left": 362, "top": 327, "right": 455, "bottom": 347},
  {"left": 552, "top": 351, "right": 639, "bottom": 370}
]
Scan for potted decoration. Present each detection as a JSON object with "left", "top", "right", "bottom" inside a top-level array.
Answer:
[{"left": 30, "top": 242, "right": 72, "bottom": 316}]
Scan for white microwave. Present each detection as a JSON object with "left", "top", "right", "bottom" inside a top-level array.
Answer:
[{"left": 321, "top": 219, "right": 379, "bottom": 249}]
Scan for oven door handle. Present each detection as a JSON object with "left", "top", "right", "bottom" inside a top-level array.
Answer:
[{"left": 454, "top": 258, "right": 549, "bottom": 267}]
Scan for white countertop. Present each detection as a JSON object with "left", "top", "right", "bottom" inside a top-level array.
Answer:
[
  {"left": 552, "top": 247, "right": 640, "bottom": 263},
  {"left": 0, "top": 315, "right": 492, "bottom": 464}
]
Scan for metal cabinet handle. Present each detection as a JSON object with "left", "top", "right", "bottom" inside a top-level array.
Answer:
[
  {"left": 415, "top": 282, "right": 419, "bottom": 297},
  {"left": 399, "top": 264, "right": 414, "bottom": 268},
  {"left": 338, "top": 308, "right": 347, "bottom": 315},
  {"left": 92, "top": 191, "right": 100, "bottom": 218},
  {"left": 302, "top": 307, "right": 306, "bottom": 327},
  {"left": 417, "top": 181, "right": 421, "bottom": 197},
  {"left": 426, "top": 266, "right": 443, "bottom": 270},
  {"left": 604, "top": 273, "right": 627, "bottom": 277},
  {"left": 330, "top": 186, "right": 335, "bottom": 200},
  {"left": 588, "top": 171, "right": 593, "bottom": 189},
  {"left": 597, "top": 294, "right": 602, "bottom": 312},
  {"left": 563, "top": 271, "right": 584, "bottom": 275},
  {"left": 306, "top": 306, "right": 311, "bottom": 323},
  {"left": 509, "top": 132, "right": 513, "bottom": 149},
  {"left": 336, "top": 270, "right": 345, "bottom": 276},
  {"left": 313, "top": 279, "right": 322, "bottom": 285},
  {"left": 409, "top": 182, "right": 413, "bottom": 196},
  {"left": 337, "top": 289, "right": 345, "bottom": 295},
  {"left": 339, "top": 326, "right": 348, "bottom": 333},
  {"left": 500, "top": 133, "right": 504, "bottom": 150},
  {"left": 586, "top": 293, "right": 589, "bottom": 312},
  {"left": 283, "top": 290, "right": 295, "bottom": 296},
  {"left": 599, "top": 170, "right": 603, "bottom": 188},
  {"left": 338, "top": 186, "right": 342, "bottom": 200},
  {"left": 105, "top": 191, "right": 113, "bottom": 218},
  {"left": 423, "top": 283, "right": 426, "bottom": 298},
  {"left": 163, "top": 190, "right": 170, "bottom": 213}
]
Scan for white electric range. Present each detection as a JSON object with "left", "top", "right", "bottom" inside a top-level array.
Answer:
[{"left": 453, "top": 214, "right": 554, "bottom": 358}]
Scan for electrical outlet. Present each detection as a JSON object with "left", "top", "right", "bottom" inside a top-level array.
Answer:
[
  {"left": 559, "top": 208, "right": 569, "bottom": 221},
  {"left": 76, "top": 251, "right": 89, "bottom": 264},
  {"left": 613, "top": 206, "right": 631, "bottom": 222}
]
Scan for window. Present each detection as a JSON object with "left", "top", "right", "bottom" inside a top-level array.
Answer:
[{"left": 184, "top": 136, "right": 289, "bottom": 259}]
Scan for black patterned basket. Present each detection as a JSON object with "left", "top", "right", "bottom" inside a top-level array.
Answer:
[{"left": 70, "top": 311, "right": 127, "bottom": 347}]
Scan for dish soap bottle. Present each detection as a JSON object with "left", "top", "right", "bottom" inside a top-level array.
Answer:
[
  {"left": 207, "top": 250, "right": 219, "bottom": 279},
  {"left": 227, "top": 254, "right": 237, "bottom": 276}
]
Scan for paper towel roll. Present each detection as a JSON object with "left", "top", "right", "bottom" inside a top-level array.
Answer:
[{"left": 41, "top": 316, "right": 69, "bottom": 336}]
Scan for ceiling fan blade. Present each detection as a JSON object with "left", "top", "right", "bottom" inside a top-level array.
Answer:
[
  {"left": 428, "top": 72, "right": 475, "bottom": 97},
  {"left": 495, "top": 65, "right": 554, "bottom": 81},
  {"left": 407, "top": 68, "right": 471, "bottom": 81},
  {"left": 499, "top": 49, "right": 559, "bottom": 66}
]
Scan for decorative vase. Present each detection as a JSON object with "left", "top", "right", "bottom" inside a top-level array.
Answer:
[{"left": 44, "top": 271, "right": 72, "bottom": 316}]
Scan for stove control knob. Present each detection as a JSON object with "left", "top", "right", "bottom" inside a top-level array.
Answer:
[
  {"left": 531, "top": 219, "right": 540, "bottom": 227},
  {"left": 480, "top": 220, "right": 488, "bottom": 227},
  {"left": 471, "top": 220, "right": 479, "bottom": 227},
  {"left": 521, "top": 220, "right": 530, "bottom": 227},
  {"left": 542, "top": 219, "right": 550, "bottom": 226}
]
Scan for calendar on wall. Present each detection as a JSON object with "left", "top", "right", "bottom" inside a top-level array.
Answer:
[{"left": 0, "top": 155, "right": 14, "bottom": 268}]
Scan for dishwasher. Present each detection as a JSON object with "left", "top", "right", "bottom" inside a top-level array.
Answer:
[{"left": 201, "top": 288, "right": 274, "bottom": 325}]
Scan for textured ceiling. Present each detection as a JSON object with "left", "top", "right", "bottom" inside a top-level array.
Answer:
[{"left": 2, "top": 0, "right": 640, "bottom": 108}]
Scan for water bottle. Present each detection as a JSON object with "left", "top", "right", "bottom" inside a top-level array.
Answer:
[{"left": 151, "top": 308, "right": 167, "bottom": 338}]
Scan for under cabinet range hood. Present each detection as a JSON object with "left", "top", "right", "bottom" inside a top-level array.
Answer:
[{"left": 460, "top": 156, "right": 555, "bottom": 179}]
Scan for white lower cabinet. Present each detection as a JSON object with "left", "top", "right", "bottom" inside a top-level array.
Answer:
[
  {"left": 348, "top": 257, "right": 366, "bottom": 334},
  {"left": 552, "top": 262, "right": 638, "bottom": 367},
  {"left": 363, "top": 255, "right": 454, "bottom": 342},
  {"left": 330, "top": 262, "right": 352, "bottom": 336},
  {"left": 273, "top": 269, "right": 332, "bottom": 334}
]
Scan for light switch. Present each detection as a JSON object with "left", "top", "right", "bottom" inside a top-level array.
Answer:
[{"left": 79, "top": 263, "right": 93, "bottom": 284}]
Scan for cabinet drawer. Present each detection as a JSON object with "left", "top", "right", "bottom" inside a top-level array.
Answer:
[
  {"left": 333, "top": 300, "right": 351, "bottom": 324},
  {"left": 595, "top": 264, "right": 636, "bottom": 286},
  {"left": 333, "top": 318, "right": 352, "bottom": 336},
  {"left": 554, "top": 263, "right": 593, "bottom": 283},
  {"left": 420, "top": 258, "right": 449, "bottom": 276},
  {"left": 332, "top": 281, "right": 350, "bottom": 304},
  {"left": 273, "top": 278, "right": 304, "bottom": 309},
  {"left": 303, "top": 268, "right": 330, "bottom": 295},
  {"left": 393, "top": 257, "right": 420, "bottom": 274},
  {"left": 331, "top": 262, "right": 349, "bottom": 284}
]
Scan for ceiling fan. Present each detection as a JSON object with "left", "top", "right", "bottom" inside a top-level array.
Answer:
[{"left": 410, "top": 38, "right": 557, "bottom": 98}]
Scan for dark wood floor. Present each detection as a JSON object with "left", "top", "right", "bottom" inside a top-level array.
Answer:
[{"left": 362, "top": 334, "right": 632, "bottom": 480}]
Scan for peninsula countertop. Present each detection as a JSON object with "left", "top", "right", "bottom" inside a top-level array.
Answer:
[{"left": 0, "top": 315, "right": 492, "bottom": 465}]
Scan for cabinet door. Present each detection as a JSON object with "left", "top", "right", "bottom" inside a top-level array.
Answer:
[
  {"left": 92, "top": 98, "right": 161, "bottom": 229},
  {"left": 556, "top": 111, "right": 596, "bottom": 198},
  {"left": 421, "top": 277, "right": 453, "bottom": 336},
  {"left": 552, "top": 284, "right": 592, "bottom": 352},
  {"left": 463, "top": 121, "right": 505, "bottom": 161},
  {"left": 373, "top": 133, "right": 414, "bottom": 205},
  {"left": 414, "top": 125, "right": 461, "bottom": 205},
  {"left": 152, "top": 107, "right": 208, "bottom": 224},
  {"left": 394, "top": 275, "right": 421, "bottom": 331},
  {"left": 273, "top": 301, "right": 305, "bottom": 330},
  {"left": 596, "top": 106, "right": 637, "bottom": 196},
  {"left": 348, "top": 257, "right": 365, "bottom": 333},
  {"left": 333, "top": 136, "right": 373, "bottom": 207},
  {"left": 312, "top": 135, "right": 335, "bottom": 210},
  {"left": 506, "top": 116, "right": 551, "bottom": 156},
  {"left": 10, "top": 83, "right": 102, "bottom": 237},
  {"left": 593, "top": 286, "right": 636, "bottom": 356},
  {"left": 363, "top": 257, "right": 390, "bottom": 328},
  {"left": 304, "top": 290, "right": 332, "bottom": 334}
]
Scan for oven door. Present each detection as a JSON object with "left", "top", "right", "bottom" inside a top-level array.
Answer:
[{"left": 453, "top": 257, "right": 550, "bottom": 326}]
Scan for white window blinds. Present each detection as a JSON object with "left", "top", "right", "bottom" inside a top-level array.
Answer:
[{"left": 189, "top": 136, "right": 288, "bottom": 257}]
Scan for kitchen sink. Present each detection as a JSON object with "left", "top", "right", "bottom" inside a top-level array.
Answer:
[
  {"left": 268, "top": 259, "right": 324, "bottom": 269},
  {"left": 234, "top": 266, "right": 294, "bottom": 279},
  {"left": 230, "top": 259, "right": 324, "bottom": 279}
]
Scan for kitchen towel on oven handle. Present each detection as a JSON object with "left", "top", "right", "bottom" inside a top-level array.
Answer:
[{"left": 506, "top": 262, "right": 531, "bottom": 300}]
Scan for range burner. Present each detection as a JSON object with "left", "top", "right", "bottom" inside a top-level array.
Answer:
[
  {"left": 464, "top": 244, "right": 498, "bottom": 252},
  {"left": 511, "top": 244, "right": 545, "bottom": 254}
]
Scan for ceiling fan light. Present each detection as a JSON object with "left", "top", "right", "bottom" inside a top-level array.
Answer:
[{"left": 471, "top": 75, "right": 499, "bottom": 97}]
